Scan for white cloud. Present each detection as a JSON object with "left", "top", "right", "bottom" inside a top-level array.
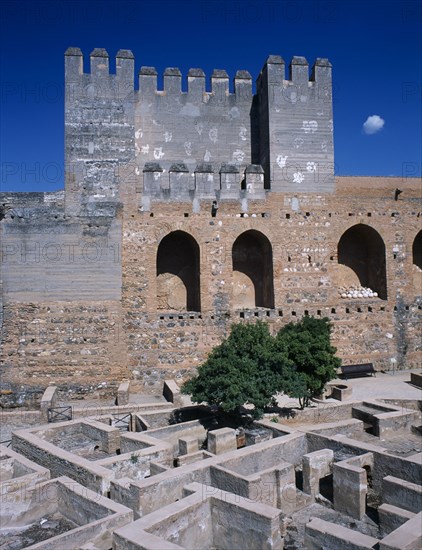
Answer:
[{"left": 363, "top": 115, "right": 385, "bottom": 135}]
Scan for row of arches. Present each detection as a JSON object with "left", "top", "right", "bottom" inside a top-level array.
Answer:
[{"left": 156, "top": 227, "right": 422, "bottom": 312}]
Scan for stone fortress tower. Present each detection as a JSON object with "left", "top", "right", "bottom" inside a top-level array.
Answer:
[
  {"left": 64, "top": 48, "right": 334, "bottom": 208},
  {"left": 0, "top": 48, "right": 420, "bottom": 402}
]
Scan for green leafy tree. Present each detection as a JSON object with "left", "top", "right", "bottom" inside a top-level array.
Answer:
[
  {"left": 181, "top": 321, "right": 293, "bottom": 419},
  {"left": 182, "top": 317, "right": 341, "bottom": 417},
  {"left": 276, "top": 316, "right": 340, "bottom": 408}
]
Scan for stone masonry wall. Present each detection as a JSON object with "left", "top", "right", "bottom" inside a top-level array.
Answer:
[
  {"left": 0, "top": 47, "right": 420, "bottom": 400},
  {"left": 1, "top": 177, "right": 420, "bottom": 398},
  {"left": 119, "top": 177, "right": 421, "bottom": 387}
]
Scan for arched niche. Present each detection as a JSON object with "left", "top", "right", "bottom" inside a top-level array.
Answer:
[
  {"left": 337, "top": 224, "right": 387, "bottom": 300},
  {"left": 232, "top": 230, "right": 275, "bottom": 309},
  {"left": 412, "top": 230, "right": 422, "bottom": 270},
  {"left": 156, "top": 231, "right": 201, "bottom": 312}
]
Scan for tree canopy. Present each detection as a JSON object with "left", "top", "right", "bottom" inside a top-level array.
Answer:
[
  {"left": 275, "top": 316, "right": 341, "bottom": 408},
  {"left": 181, "top": 317, "right": 340, "bottom": 417}
]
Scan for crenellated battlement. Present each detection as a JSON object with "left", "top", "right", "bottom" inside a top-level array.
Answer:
[
  {"left": 65, "top": 48, "right": 330, "bottom": 95},
  {"left": 141, "top": 162, "right": 265, "bottom": 204},
  {"left": 65, "top": 47, "right": 135, "bottom": 82},
  {"left": 65, "top": 48, "right": 252, "bottom": 99},
  {"left": 256, "top": 55, "right": 334, "bottom": 193},
  {"left": 257, "top": 55, "right": 332, "bottom": 88},
  {"left": 138, "top": 66, "right": 253, "bottom": 100},
  {"left": 65, "top": 48, "right": 335, "bottom": 211}
]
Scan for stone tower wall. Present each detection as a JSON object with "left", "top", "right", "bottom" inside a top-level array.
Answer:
[{"left": 0, "top": 49, "right": 420, "bottom": 403}]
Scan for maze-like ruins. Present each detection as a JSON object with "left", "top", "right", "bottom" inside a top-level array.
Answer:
[{"left": 1, "top": 378, "right": 421, "bottom": 549}]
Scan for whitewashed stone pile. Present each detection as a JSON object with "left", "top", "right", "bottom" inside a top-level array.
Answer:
[{"left": 338, "top": 285, "right": 378, "bottom": 299}]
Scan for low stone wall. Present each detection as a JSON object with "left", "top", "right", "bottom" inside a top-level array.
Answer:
[
  {"left": 111, "top": 456, "right": 213, "bottom": 519},
  {"left": 144, "top": 419, "right": 207, "bottom": 455},
  {"left": 378, "top": 503, "right": 415, "bottom": 537},
  {"left": 11, "top": 424, "right": 116, "bottom": 494},
  {"left": 0, "top": 409, "right": 42, "bottom": 442},
  {"left": 40, "top": 386, "right": 58, "bottom": 422},
  {"left": 113, "top": 482, "right": 283, "bottom": 550},
  {"left": 162, "top": 379, "right": 184, "bottom": 408},
  {"left": 275, "top": 401, "right": 355, "bottom": 426},
  {"left": 382, "top": 475, "right": 422, "bottom": 513},
  {"left": 306, "top": 432, "right": 421, "bottom": 494},
  {"left": 0, "top": 445, "right": 50, "bottom": 500},
  {"left": 176, "top": 450, "right": 213, "bottom": 467},
  {"left": 71, "top": 401, "right": 172, "bottom": 421},
  {"left": 410, "top": 372, "right": 422, "bottom": 389},
  {"left": 305, "top": 517, "right": 379, "bottom": 549},
  {"left": 333, "top": 452, "right": 373, "bottom": 520},
  {"left": 1, "top": 475, "right": 133, "bottom": 550},
  {"left": 80, "top": 419, "right": 120, "bottom": 454},
  {"left": 111, "top": 432, "right": 307, "bottom": 519},
  {"left": 133, "top": 409, "right": 175, "bottom": 430},
  {"left": 379, "top": 512, "right": 422, "bottom": 550},
  {"left": 117, "top": 381, "right": 131, "bottom": 406},
  {"left": 97, "top": 439, "right": 173, "bottom": 481},
  {"left": 299, "top": 418, "right": 364, "bottom": 438}
]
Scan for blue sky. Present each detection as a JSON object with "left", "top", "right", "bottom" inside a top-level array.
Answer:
[{"left": 0, "top": 0, "right": 421, "bottom": 192}]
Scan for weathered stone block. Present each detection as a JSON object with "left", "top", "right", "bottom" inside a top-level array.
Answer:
[
  {"left": 207, "top": 428, "right": 237, "bottom": 455},
  {"left": 40, "top": 385, "right": 58, "bottom": 421},
  {"left": 117, "top": 380, "right": 131, "bottom": 406},
  {"left": 331, "top": 383, "right": 353, "bottom": 401},
  {"left": 178, "top": 436, "right": 199, "bottom": 456},
  {"left": 302, "top": 448, "right": 333, "bottom": 498}
]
